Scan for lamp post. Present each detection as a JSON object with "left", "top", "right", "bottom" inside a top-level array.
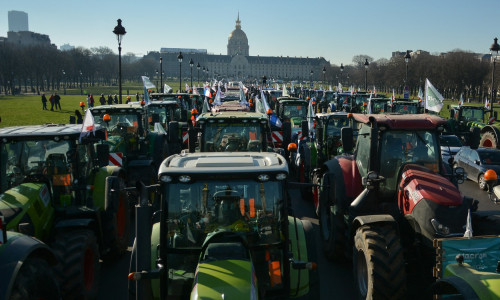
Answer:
[
  {"left": 177, "top": 52, "right": 183, "bottom": 92},
  {"left": 160, "top": 57, "right": 163, "bottom": 93},
  {"left": 113, "top": 19, "right": 126, "bottom": 104},
  {"left": 189, "top": 58, "right": 194, "bottom": 90},
  {"left": 62, "top": 70, "right": 66, "bottom": 95},
  {"left": 340, "top": 63, "right": 344, "bottom": 86},
  {"left": 490, "top": 38, "right": 500, "bottom": 115},
  {"left": 310, "top": 69, "right": 313, "bottom": 89},
  {"left": 79, "top": 70, "right": 83, "bottom": 95},
  {"left": 197, "top": 63, "right": 200, "bottom": 87},
  {"left": 364, "top": 59, "right": 369, "bottom": 92},
  {"left": 322, "top": 66, "right": 326, "bottom": 86},
  {"left": 155, "top": 69, "right": 159, "bottom": 92},
  {"left": 404, "top": 50, "right": 411, "bottom": 99}
]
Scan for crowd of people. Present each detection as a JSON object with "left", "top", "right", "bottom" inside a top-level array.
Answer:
[{"left": 41, "top": 93, "right": 62, "bottom": 111}]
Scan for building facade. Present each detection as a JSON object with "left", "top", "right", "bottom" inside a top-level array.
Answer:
[
  {"left": 156, "top": 14, "right": 329, "bottom": 84},
  {"left": 8, "top": 11, "right": 28, "bottom": 32}
]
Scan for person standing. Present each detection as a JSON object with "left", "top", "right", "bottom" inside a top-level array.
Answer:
[
  {"left": 113, "top": 94, "right": 118, "bottom": 104},
  {"left": 107, "top": 94, "right": 113, "bottom": 105},
  {"left": 54, "top": 93, "right": 61, "bottom": 110},
  {"left": 99, "top": 93, "right": 106, "bottom": 105},
  {"left": 89, "top": 93, "right": 95, "bottom": 108},
  {"left": 49, "top": 94, "right": 55, "bottom": 111},
  {"left": 41, "top": 93, "right": 48, "bottom": 110}
]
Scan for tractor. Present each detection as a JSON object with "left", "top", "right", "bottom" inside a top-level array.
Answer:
[
  {"left": 0, "top": 124, "right": 129, "bottom": 299},
  {"left": 128, "top": 152, "right": 317, "bottom": 299},
  {"left": 314, "top": 113, "right": 490, "bottom": 298},
  {"left": 447, "top": 104, "right": 500, "bottom": 148},
  {"left": 390, "top": 98, "right": 424, "bottom": 114},
  {"left": 0, "top": 213, "right": 61, "bottom": 300}
]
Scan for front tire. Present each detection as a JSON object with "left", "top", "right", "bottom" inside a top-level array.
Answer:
[
  {"left": 353, "top": 224, "right": 407, "bottom": 300},
  {"left": 9, "top": 257, "right": 60, "bottom": 300},
  {"left": 52, "top": 230, "right": 100, "bottom": 300}
]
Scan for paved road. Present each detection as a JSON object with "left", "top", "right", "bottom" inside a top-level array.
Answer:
[{"left": 97, "top": 180, "right": 499, "bottom": 300}]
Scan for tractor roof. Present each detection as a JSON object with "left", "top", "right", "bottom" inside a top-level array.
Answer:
[
  {"left": 277, "top": 96, "right": 301, "bottom": 102},
  {"left": 197, "top": 111, "right": 268, "bottom": 121},
  {"left": 147, "top": 100, "right": 179, "bottom": 107},
  {"left": 352, "top": 113, "right": 446, "bottom": 129},
  {"left": 315, "top": 112, "right": 349, "bottom": 119},
  {"left": 0, "top": 124, "right": 105, "bottom": 141},
  {"left": 159, "top": 152, "right": 288, "bottom": 175},
  {"left": 90, "top": 103, "right": 145, "bottom": 114}
]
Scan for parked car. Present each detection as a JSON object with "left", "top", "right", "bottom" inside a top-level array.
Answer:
[
  {"left": 454, "top": 146, "right": 500, "bottom": 189},
  {"left": 440, "top": 134, "right": 463, "bottom": 172}
]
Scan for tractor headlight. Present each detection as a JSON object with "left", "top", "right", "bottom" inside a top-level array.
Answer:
[
  {"left": 276, "top": 173, "right": 287, "bottom": 181},
  {"left": 430, "top": 218, "right": 450, "bottom": 236},
  {"left": 258, "top": 174, "right": 270, "bottom": 182},
  {"left": 179, "top": 175, "right": 191, "bottom": 183},
  {"left": 160, "top": 175, "right": 172, "bottom": 183}
]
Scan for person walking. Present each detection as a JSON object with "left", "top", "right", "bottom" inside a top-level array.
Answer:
[
  {"left": 54, "top": 93, "right": 61, "bottom": 110},
  {"left": 99, "top": 93, "right": 106, "bottom": 105},
  {"left": 49, "top": 94, "right": 55, "bottom": 111},
  {"left": 41, "top": 93, "right": 48, "bottom": 110}
]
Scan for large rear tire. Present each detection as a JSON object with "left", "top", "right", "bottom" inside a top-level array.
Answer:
[
  {"left": 52, "top": 230, "right": 100, "bottom": 300},
  {"left": 353, "top": 224, "right": 407, "bottom": 300},
  {"left": 319, "top": 173, "right": 345, "bottom": 261},
  {"left": 9, "top": 257, "right": 60, "bottom": 300}
]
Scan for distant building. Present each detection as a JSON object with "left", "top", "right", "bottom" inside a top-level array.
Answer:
[
  {"left": 6, "top": 31, "right": 54, "bottom": 48},
  {"left": 60, "top": 43, "right": 75, "bottom": 51},
  {"left": 8, "top": 11, "right": 28, "bottom": 32},
  {"left": 156, "top": 14, "right": 329, "bottom": 83}
]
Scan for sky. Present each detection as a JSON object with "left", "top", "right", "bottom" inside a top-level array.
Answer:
[{"left": 2, "top": 0, "right": 500, "bottom": 66}]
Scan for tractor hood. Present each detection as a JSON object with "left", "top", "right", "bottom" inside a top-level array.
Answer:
[
  {"left": 399, "top": 164, "right": 462, "bottom": 214},
  {"left": 190, "top": 259, "right": 257, "bottom": 300}
]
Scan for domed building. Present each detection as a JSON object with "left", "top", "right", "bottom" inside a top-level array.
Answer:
[
  {"left": 227, "top": 13, "right": 249, "bottom": 56},
  {"left": 158, "top": 14, "right": 329, "bottom": 83}
]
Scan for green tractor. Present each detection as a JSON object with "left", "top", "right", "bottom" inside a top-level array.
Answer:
[
  {"left": 0, "top": 213, "right": 61, "bottom": 300},
  {"left": 447, "top": 104, "right": 500, "bottom": 148},
  {"left": 90, "top": 103, "right": 170, "bottom": 190},
  {"left": 0, "top": 124, "right": 130, "bottom": 299},
  {"left": 390, "top": 98, "right": 424, "bottom": 114},
  {"left": 128, "top": 152, "right": 317, "bottom": 299}
]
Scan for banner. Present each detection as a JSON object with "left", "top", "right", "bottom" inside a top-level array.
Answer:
[{"left": 79, "top": 109, "right": 96, "bottom": 142}]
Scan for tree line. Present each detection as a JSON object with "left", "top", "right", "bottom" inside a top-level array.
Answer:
[{"left": 0, "top": 43, "right": 496, "bottom": 101}]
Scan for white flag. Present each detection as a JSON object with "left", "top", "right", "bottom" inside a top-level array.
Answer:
[
  {"left": 214, "top": 83, "right": 222, "bottom": 106},
  {"left": 463, "top": 209, "right": 473, "bottom": 238},
  {"left": 367, "top": 92, "right": 373, "bottom": 114},
  {"left": 424, "top": 78, "right": 444, "bottom": 113},
  {"left": 485, "top": 97, "right": 490, "bottom": 110},
  {"left": 141, "top": 76, "right": 156, "bottom": 90},
  {"left": 79, "top": 109, "right": 96, "bottom": 142}
]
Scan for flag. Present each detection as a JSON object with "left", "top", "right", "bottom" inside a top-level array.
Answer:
[
  {"left": 192, "top": 87, "right": 200, "bottom": 95},
  {"left": 239, "top": 85, "right": 248, "bottom": 105},
  {"left": 367, "top": 92, "right": 373, "bottom": 114},
  {"left": 270, "top": 114, "right": 283, "bottom": 128},
  {"left": 418, "top": 87, "right": 424, "bottom": 103},
  {"left": 485, "top": 97, "right": 490, "bottom": 110},
  {"left": 307, "top": 98, "right": 315, "bottom": 137},
  {"left": 291, "top": 83, "right": 295, "bottom": 94},
  {"left": 391, "top": 89, "right": 395, "bottom": 106},
  {"left": 143, "top": 86, "right": 151, "bottom": 105},
  {"left": 164, "top": 84, "right": 173, "bottom": 93},
  {"left": 338, "top": 83, "right": 342, "bottom": 92},
  {"left": 282, "top": 84, "right": 290, "bottom": 96},
  {"left": 141, "top": 76, "right": 155, "bottom": 105},
  {"left": 79, "top": 109, "right": 96, "bottom": 142},
  {"left": 424, "top": 78, "right": 444, "bottom": 113},
  {"left": 463, "top": 209, "right": 473, "bottom": 238},
  {"left": 202, "top": 97, "right": 211, "bottom": 113},
  {"left": 214, "top": 83, "right": 222, "bottom": 106},
  {"left": 373, "top": 86, "right": 377, "bottom": 96},
  {"left": 260, "top": 89, "right": 271, "bottom": 112},
  {"left": 329, "top": 85, "right": 333, "bottom": 91},
  {"left": 458, "top": 93, "right": 464, "bottom": 107},
  {"left": 204, "top": 86, "right": 212, "bottom": 98},
  {"left": 185, "top": 83, "right": 189, "bottom": 92}
]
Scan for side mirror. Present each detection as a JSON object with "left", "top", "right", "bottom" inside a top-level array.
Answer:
[
  {"left": 96, "top": 143, "right": 110, "bottom": 168},
  {"left": 341, "top": 127, "right": 354, "bottom": 152},
  {"left": 454, "top": 167, "right": 466, "bottom": 185}
]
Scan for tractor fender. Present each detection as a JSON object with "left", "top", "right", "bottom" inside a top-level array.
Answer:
[
  {"left": 351, "top": 215, "right": 397, "bottom": 242},
  {"left": 322, "top": 158, "right": 348, "bottom": 211},
  {"left": 480, "top": 125, "right": 500, "bottom": 143},
  {"left": 0, "top": 233, "right": 57, "bottom": 300},
  {"left": 92, "top": 166, "right": 121, "bottom": 210},
  {"left": 288, "top": 216, "right": 310, "bottom": 297},
  {"left": 429, "top": 276, "right": 480, "bottom": 300}
]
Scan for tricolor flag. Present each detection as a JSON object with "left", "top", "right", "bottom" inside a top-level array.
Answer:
[
  {"left": 424, "top": 78, "right": 444, "bottom": 113},
  {"left": 79, "top": 109, "right": 96, "bottom": 142},
  {"left": 270, "top": 114, "right": 282, "bottom": 128}
]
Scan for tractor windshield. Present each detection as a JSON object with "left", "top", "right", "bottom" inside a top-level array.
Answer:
[
  {"left": 326, "top": 117, "right": 350, "bottom": 136},
  {"left": 148, "top": 105, "right": 181, "bottom": 125},
  {"left": 165, "top": 178, "right": 283, "bottom": 249},
  {"left": 94, "top": 113, "right": 141, "bottom": 137},
  {"left": 202, "top": 122, "right": 263, "bottom": 152},
  {"left": 393, "top": 103, "right": 418, "bottom": 114},
  {"left": 378, "top": 130, "right": 440, "bottom": 198},
  {"left": 1, "top": 140, "right": 74, "bottom": 192},
  {"left": 460, "top": 108, "right": 484, "bottom": 123},
  {"left": 282, "top": 103, "right": 307, "bottom": 118}
]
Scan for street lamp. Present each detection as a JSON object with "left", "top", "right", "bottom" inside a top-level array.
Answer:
[
  {"left": 189, "top": 58, "right": 194, "bottom": 90},
  {"left": 177, "top": 52, "right": 183, "bottom": 92},
  {"left": 62, "top": 70, "right": 66, "bottom": 95},
  {"left": 490, "top": 38, "right": 500, "bottom": 113},
  {"left": 206, "top": 68, "right": 209, "bottom": 82},
  {"left": 322, "top": 66, "right": 326, "bottom": 86},
  {"left": 160, "top": 57, "right": 163, "bottom": 93},
  {"left": 197, "top": 63, "right": 201, "bottom": 87},
  {"left": 155, "top": 69, "right": 159, "bottom": 92},
  {"left": 113, "top": 19, "right": 126, "bottom": 104},
  {"left": 310, "top": 70, "right": 313, "bottom": 88},
  {"left": 364, "top": 59, "right": 369, "bottom": 91},
  {"left": 79, "top": 70, "right": 83, "bottom": 95},
  {"left": 340, "top": 63, "right": 344, "bottom": 86},
  {"left": 404, "top": 50, "right": 411, "bottom": 99}
]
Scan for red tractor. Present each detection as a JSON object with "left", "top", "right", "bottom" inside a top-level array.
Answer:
[{"left": 315, "top": 114, "right": 481, "bottom": 298}]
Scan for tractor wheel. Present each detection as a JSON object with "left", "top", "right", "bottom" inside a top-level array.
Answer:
[
  {"left": 319, "top": 173, "right": 345, "bottom": 261},
  {"left": 9, "top": 257, "right": 60, "bottom": 300},
  {"left": 52, "top": 230, "right": 100, "bottom": 300},
  {"left": 353, "top": 224, "right": 407, "bottom": 300},
  {"left": 479, "top": 131, "right": 497, "bottom": 148},
  {"left": 103, "top": 176, "right": 131, "bottom": 258},
  {"left": 478, "top": 173, "right": 487, "bottom": 190}
]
